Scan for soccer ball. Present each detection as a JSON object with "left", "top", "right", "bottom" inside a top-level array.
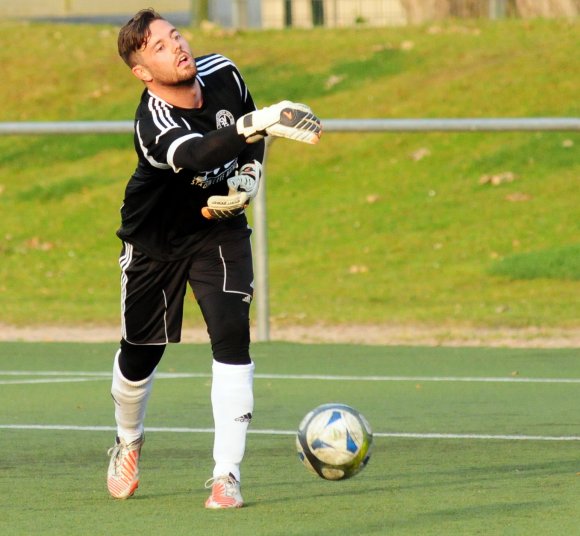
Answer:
[{"left": 296, "top": 403, "right": 373, "bottom": 481}]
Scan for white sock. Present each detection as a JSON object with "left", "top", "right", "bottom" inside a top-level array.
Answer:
[
  {"left": 111, "top": 349, "right": 155, "bottom": 443},
  {"left": 211, "top": 360, "right": 255, "bottom": 482}
]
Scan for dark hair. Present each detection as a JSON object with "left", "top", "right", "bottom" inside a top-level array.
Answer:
[{"left": 118, "top": 8, "right": 165, "bottom": 67}]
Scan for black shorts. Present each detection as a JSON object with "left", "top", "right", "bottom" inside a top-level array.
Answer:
[{"left": 119, "top": 224, "right": 254, "bottom": 345}]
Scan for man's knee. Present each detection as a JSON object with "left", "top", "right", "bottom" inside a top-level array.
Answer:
[{"left": 118, "top": 339, "right": 166, "bottom": 381}]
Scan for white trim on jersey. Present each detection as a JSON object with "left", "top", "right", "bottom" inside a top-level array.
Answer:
[
  {"left": 146, "top": 93, "right": 182, "bottom": 144},
  {"left": 196, "top": 55, "right": 235, "bottom": 78},
  {"left": 147, "top": 93, "right": 177, "bottom": 129},
  {"left": 136, "top": 121, "right": 171, "bottom": 170},
  {"left": 166, "top": 133, "right": 203, "bottom": 173},
  {"left": 196, "top": 53, "right": 223, "bottom": 65},
  {"left": 196, "top": 53, "right": 232, "bottom": 69},
  {"left": 231, "top": 70, "right": 246, "bottom": 102},
  {"left": 196, "top": 54, "right": 247, "bottom": 103}
]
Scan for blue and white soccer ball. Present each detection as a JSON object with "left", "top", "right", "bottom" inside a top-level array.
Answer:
[{"left": 296, "top": 403, "right": 373, "bottom": 481}]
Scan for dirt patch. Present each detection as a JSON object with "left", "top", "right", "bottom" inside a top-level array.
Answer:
[{"left": 0, "top": 323, "right": 578, "bottom": 348}]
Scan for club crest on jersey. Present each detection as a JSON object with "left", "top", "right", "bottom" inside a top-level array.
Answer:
[{"left": 216, "top": 110, "right": 235, "bottom": 129}]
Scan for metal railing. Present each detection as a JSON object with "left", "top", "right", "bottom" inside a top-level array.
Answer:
[
  {"left": 2, "top": 117, "right": 579, "bottom": 340},
  {"left": 3, "top": 118, "right": 580, "bottom": 136}
]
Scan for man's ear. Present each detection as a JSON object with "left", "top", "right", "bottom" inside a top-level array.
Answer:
[{"left": 132, "top": 64, "right": 153, "bottom": 83}]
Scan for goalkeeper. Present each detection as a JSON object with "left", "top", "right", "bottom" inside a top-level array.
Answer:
[{"left": 107, "top": 8, "right": 321, "bottom": 508}]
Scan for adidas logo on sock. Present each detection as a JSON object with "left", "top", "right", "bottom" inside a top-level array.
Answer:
[{"left": 235, "top": 412, "right": 252, "bottom": 423}]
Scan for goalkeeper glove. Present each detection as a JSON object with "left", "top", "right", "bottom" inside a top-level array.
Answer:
[
  {"left": 201, "top": 160, "right": 262, "bottom": 220},
  {"left": 237, "top": 101, "right": 322, "bottom": 144}
]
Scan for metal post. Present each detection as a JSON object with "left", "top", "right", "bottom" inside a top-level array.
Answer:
[
  {"left": 489, "top": 0, "right": 506, "bottom": 20},
  {"left": 252, "top": 138, "right": 273, "bottom": 341},
  {"left": 197, "top": 0, "right": 210, "bottom": 24}
]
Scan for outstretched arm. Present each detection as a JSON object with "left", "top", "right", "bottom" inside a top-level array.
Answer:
[
  {"left": 170, "top": 126, "right": 251, "bottom": 172},
  {"left": 166, "top": 100, "right": 318, "bottom": 173}
]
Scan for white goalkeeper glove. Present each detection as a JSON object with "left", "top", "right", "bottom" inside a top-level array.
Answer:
[
  {"left": 237, "top": 100, "right": 322, "bottom": 144},
  {"left": 201, "top": 160, "right": 262, "bottom": 220}
]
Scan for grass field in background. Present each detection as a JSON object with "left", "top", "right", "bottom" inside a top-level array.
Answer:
[
  {"left": 0, "top": 19, "right": 578, "bottom": 332},
  {"left": 2, "top": 341, "right": 580, "bottom": 535}
]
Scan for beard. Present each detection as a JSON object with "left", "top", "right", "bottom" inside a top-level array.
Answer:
[
  {"left": 153, "top": 62, "right": 197, "bottom": 88},
  {"left": 174, "top": 73, "right": 198, "bottom": 87}
]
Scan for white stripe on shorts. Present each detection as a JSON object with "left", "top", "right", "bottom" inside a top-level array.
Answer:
[{"left": 119, "top": 242, "right": 133, "bottom": 341}]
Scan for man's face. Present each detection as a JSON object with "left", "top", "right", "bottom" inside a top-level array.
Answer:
[{"left": 133, "top": 19, "right": 197, "bottom": 86}]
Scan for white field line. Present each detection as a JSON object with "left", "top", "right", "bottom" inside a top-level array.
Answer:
[
  {"left": 1, "top": 423, "right": 580, "bottom": 442},
  {"left": 0, "top": 378, "right": 105, "bottom": 385},
  {"left": 0, "top": 371, "right": 207, "bottom": 385},
  {"left": 2, "top": 370, "right": 580, "bottom": 441},
  {"left": 3, "top": 370, "right": 580, "bottom": 385}
]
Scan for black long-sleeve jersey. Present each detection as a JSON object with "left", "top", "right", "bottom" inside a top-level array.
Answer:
[{"left": 117, "top": 54, "right": 265, "bottom": 261}]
